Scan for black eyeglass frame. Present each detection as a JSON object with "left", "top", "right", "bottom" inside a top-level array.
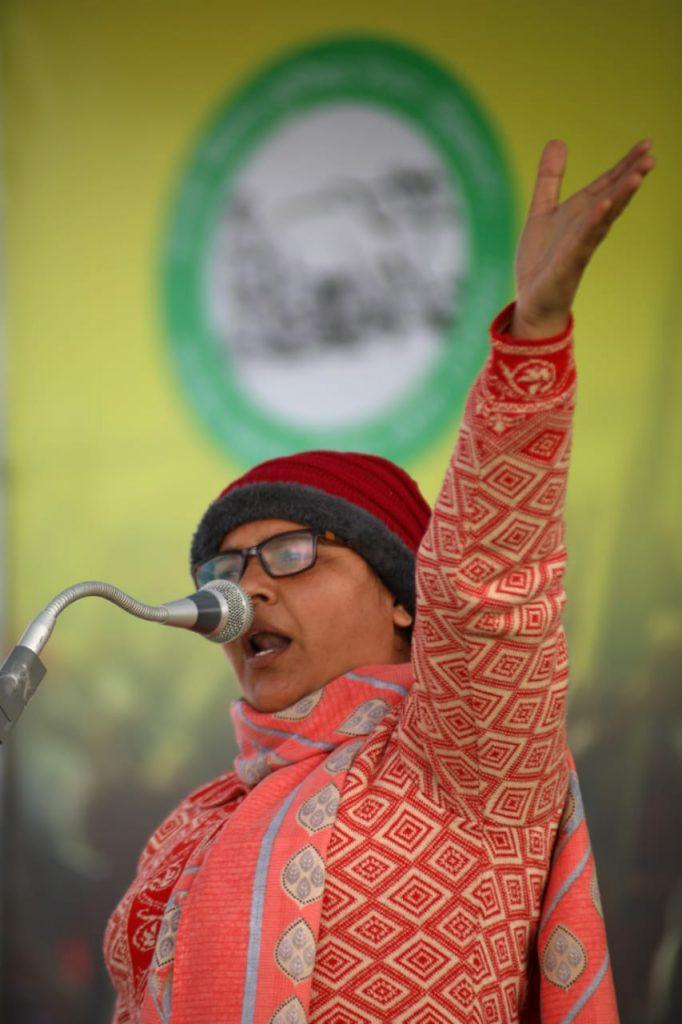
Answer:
[{"left": 193, "top": 528, "right": 350, "bottom": 587}]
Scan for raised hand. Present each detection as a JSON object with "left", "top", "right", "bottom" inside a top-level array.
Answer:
[{"left": 511, "top": 139, "right": 655, "bottom": 338}]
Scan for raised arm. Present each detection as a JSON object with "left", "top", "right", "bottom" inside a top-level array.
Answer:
[{"left": 398, "top": 140, "right": 654, "bottom": 825}]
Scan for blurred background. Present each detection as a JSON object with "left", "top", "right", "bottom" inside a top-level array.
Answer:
[{"left": 0, "top": 2, "right": 680, "bottom": 1022}]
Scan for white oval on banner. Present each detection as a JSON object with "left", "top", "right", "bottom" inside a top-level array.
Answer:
[
  {"left": 206, "top": 104, "right": 468, "bottom": 427},
  {"left": 164, "top": 36, "right": 515, "bottom": 464}
]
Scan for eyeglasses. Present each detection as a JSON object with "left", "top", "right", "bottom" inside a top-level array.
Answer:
[{"left": 193, "top": 529, "right": 350, "bottom": 587}]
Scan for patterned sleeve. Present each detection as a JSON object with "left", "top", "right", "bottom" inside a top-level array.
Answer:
[{"left": 398, "top": 302, "right": 576, "bottom": 826}]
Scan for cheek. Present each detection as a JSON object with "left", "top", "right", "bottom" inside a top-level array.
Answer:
[
  {"left": 285, "top": 576, "right": 349, "bottom": 645},
  {"left": 307, "top": 571, "right": 391, "bottom": 639}
]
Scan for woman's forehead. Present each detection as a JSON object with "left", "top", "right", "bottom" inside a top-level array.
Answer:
[{"left": 220, "top": 518, "right": 308, "bottom": 550}]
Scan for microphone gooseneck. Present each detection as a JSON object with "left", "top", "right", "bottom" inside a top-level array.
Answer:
[{"left": 0, "top": 579, "right": 253, "bottom": 743}]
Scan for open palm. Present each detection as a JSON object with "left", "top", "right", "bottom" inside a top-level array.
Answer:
[{"left": 511, "top": 139, "right": 655, "bottom": 338}]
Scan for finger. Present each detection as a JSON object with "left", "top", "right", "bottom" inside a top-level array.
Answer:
[
  {"left": 586, "top": 139, "right": 652, "bottom": 196},
  {"left": 601, "top": 148, "right": 655, "bottom": 200},
  {"left": 528, "top": 140, "right": 567, "bottom": 216},
  {"left": 601, "top": 157, "right": 655, "bottom": 222},
  {"left": 586, "top": 139, "right": 651, "bottom": 195},
  {"left": 564, "top": 166, "right": 650, "bottom": 266}
]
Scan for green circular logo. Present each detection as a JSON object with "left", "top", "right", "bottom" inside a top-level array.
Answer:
[{"left": 163, "top": 36, "right": 515, "bottom": 465}]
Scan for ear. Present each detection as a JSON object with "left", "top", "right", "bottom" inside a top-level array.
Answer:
[{"left": 392, "top": 601, "right": 413, "bottom": 629}]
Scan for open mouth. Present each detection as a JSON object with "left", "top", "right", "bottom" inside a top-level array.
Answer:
[{"left": 245, "top": 630, "right": 292, "bottom": 662}]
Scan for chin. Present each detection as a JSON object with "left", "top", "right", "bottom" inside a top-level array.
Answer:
[{"left": 241, "top": 675, "right": 309, "bottom": 715}]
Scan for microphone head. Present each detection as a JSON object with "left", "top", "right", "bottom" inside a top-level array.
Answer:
[{"left": 200, "top": 580, "right": 254, "bottom": 643}]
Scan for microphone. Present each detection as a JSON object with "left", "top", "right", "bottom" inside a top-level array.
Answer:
[
  {"left": 161, "top": 580, "right": 254, "bottom": 643},
  {"left": 0, "top": 579, "right": 253, "bottom": 743}
]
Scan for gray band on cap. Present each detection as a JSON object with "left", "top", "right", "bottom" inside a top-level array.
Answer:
[{"left": 190, "top": 482, "right": 418, "bottom": 614}]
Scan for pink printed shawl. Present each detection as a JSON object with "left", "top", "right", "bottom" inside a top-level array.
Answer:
[
  {"left": 120, "top": 666, "right": 618, "bottom": 1024},
  {"left": 139, "top": 669, "right": 410, "bottom": 1024}
]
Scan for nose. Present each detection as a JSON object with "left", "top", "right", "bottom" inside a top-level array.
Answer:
[{"left": 238, "top": 554, "right": 278, "bottom": 604}]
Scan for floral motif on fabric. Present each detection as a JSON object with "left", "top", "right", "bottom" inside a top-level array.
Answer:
[
  {"left": 296, "top": 783, "right": 340, "bottom": 832},
  {"left": 269, "top": 996, "right": 307, "bottom": 1024},
  {"left": 145, "top": 890, "right": 188, "bottom": 1024},
  {"left": 590, "top": 869, "right": 604, "bottom": 918},
  {"left": 559, "top": 772, "right": 584, "bottom": 838},
  {"left": 236, "top": 753, "right": 272, "bottom": 787},
  {"left": 337, "top": 698, "right": 391, "bottom": 736},
  {"left": 324, "top": 739, "right": 363, "bottom": 774},
  {"left": 275, "top": 918, "right": 316, "bottom": 982},
  {"left": 132, "top": 907, "right": 164, "bottom": 957},
  {"left": 282, "top": 845, "right": 326, "bottom": 905},
  {"left": 274, "top": 688, "right": 324, "bottom": 720},
  {"left": 541, "top": 924, "right": 587, "bottom": 989},
  {"left": 499, "top": 357, "right": 557, "bottom": 398},
  {"left": 153, "top": 894, "right": 182, "bottom": 968}
]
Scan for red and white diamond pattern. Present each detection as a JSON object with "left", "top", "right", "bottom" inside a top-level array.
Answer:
[{"left": 310, "top": 336, "right": 576, "bottom": 1021}]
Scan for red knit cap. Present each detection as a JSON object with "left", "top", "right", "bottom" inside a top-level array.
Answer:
[{"left": 190, "top": 451, "right": 431, "bottom": 614}]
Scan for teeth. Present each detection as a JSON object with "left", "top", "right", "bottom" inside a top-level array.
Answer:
[{"left": 248, "top": 631, "right": 289, "bottom": 656}]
